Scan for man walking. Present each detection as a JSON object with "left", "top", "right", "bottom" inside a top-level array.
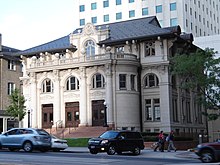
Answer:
[
  {"left": 154, "top": 131, "right": 165, "bottom": 152},
  {"left": 167, "top": 130, "right": 177, "bottom": 152}
]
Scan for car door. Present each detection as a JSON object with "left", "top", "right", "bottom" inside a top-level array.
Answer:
[
  {"left": 117, "top": 132, "right": 128, "bottom": 151},
  {"left": 1, "top": 129, "right": 19, "bottom": 147}
]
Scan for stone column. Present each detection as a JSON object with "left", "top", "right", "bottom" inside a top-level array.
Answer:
[
  {"left": 159, "top": 66, "right": 171, "bottom": 132},
  {"left": 79, "top": 67, "right": 88, "bottom": 126},
  {"left": 53, "top": 70, "right": 61, "bottom": 127},
  {"left": 105, "top": 64, "right": 114, "bottom": 126},
  {"left": 3, "top": 117, "right": 7, "bottom": 132},
  {"left": 30, "top": 72, "right": 37, "bottom": 128},
  {"left": 60, "top": 84, "right": 64, "bottom": 127}
]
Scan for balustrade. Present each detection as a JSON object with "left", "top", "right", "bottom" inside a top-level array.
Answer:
[{"left": 30, "top": 53, "right": 138, "bottom": 68}]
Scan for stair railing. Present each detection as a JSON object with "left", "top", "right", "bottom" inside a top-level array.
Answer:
[{"left": 55, "top": 120, "right": 63, "bottom": 131}]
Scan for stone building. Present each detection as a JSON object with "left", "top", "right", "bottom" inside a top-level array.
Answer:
[
  {"left": 19, "top": 16, "right": 207, "bottom": 136},
  {"left": 0, "top": 34, "right": 22, "bottom": 132}
]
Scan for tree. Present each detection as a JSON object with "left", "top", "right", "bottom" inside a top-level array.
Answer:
[
  {"left": 171, "top": 48, "right": 220, "bottom": 120},
  {"left": 6, "top": 88, "right": 26, "bottom": 121}
]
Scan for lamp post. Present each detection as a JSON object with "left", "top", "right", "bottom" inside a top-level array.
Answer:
[
  {"left": 103, "top": 101, "right": 109, "bottom": 127},
  {"left": 27, "top": 110, "right": 30, "bottom": 128}
]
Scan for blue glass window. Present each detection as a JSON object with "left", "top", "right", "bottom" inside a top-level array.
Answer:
[
  {"left": 170, "top": 18, "right": 178, "bottom": 26},
  {"left": 129, "top": 10, "right": 135, "bottom": 18},
  {"left": 142, "top": 8, "right": 148, "bottom": 16},
  {"left": 104, "top": 14, "right": 109, "bottom": 22},
  {"left": 80, "top": 19, "right": 85, "bottom": 26},
  {"left": 79, "top": 5, "right": 85, "bottom": 12},
  {"left": 91, "top": 2, "right": 97, "bottom": 10},
  {"left": 103, "top": 0, "right": 109, "bottom": 7},
  {"left": 156, "top": 5, "right": 162, "bottom": 13},
  {"left": 116, "top": 12, "right": 122, "bottom": 20},
  {"left": 116, "top": 0, "right": 121, "bottom": 5},
  {"left": 129, "top": 0, "right": 134, "bottom": 3},
  {"left": 91, "top": 17, "right": 97, "bottom": 24},
  {"left": 170, "top": 2, "right": 176, "bottom": 11}
]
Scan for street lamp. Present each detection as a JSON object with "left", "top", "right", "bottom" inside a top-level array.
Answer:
[
  {"left": 103, "top": 101, "right": 109, "bottom": 127},
  {"left": 27, "top": 110, "right": 30, "bottom": 128}
]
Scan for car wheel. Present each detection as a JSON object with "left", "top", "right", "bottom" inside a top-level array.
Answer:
[
  {"left": 89, "top": 149, "right": 98, "bottom": 154},
  {"left": 133, "top": 146, "right": 141, "bottom": 155},
  {"left": 107, "top": 145, "right": 116, "bottom": 155},
  {"left": 200, "top": 150, "right": 215, "bottom": 163},
  {"left": 23, "top": 141, "right": 33, "bottom": 152}
]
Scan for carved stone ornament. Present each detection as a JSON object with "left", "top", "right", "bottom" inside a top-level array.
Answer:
[{"left": 83, "top": 23, "right": 95, "bottom": 36}]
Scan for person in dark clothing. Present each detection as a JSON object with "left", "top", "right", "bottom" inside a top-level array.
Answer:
[
  {"left": 167, "top": 130, "right": 177, "bottom": 152},
  {"left": 154, "top": 131, "right": 165, "bottom": 152}
]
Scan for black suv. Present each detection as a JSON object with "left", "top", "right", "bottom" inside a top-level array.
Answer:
[
  {"left": 88, "top": 130, "right": 145, "bottom": 155},
  {"left": 195, "top": 140, "right": 220, "bottom": 163}
]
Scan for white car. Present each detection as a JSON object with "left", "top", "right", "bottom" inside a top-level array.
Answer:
[{"left": 51, "top": 135, "right": 68, "bottom": 152}]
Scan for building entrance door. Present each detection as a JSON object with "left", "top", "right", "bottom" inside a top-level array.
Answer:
[
  {"left": 65, "top": 102, "right": 80, "bottom": 127},
  {"left": 42, "top": 104, "right": 53, "bottom": 129},
  {"left": 92, "top": 100, "right": 105, "bottom": 126}
]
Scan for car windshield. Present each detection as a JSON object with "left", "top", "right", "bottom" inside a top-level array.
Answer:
[
  {"left": 99, "top": 131, "right": 119, "bottom": 139},
  {"left": 36, "top": 129, "right": 50, "bottom": 136}
]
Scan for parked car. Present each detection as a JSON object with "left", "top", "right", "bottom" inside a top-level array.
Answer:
[
  {"left": 195, "top": 140, "right": 220, "bottom": 163},
  {"left": 51, "top": 135, "right": 68, "bottom": 152},
  {"left": 88, "top": 130, "right": 145, "bottom": 155},
  {"left": 0, "top": 128, "right": 51, "bottom": 152}
]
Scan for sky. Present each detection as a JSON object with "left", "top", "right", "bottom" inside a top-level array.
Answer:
[{"left": 0, "top": 0, "right": 75, "bottom": 50}]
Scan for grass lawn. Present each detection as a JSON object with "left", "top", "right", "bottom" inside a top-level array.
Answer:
[{"left": 65, "top": 138, "right": 89, "bottom": 147}]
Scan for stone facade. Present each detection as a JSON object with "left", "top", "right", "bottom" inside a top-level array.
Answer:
[
  {"left": 0, "top": 33, "right": 22, "bottom": 132},
  {"left": 19, "top": 17, "right": 207, "bottom": 137}
]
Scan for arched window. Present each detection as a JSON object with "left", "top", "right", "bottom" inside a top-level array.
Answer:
[
  {"left": 66, "top": 76, "right": 79, "bottom": 91},
  {"left": 42, "top": 79, "right": 53, "bottom": 93},
  {"left": 85, "top": 40, "right": 95, "bottom": 57},
  {"left": 92, "top": 73, "right": 105, "bottom": 88},
  {"left": 145, "top": 41, "right": 155, "bottom": 56},
  {"left": 145, "top": 74, "right": 159, "bottom": 87}
]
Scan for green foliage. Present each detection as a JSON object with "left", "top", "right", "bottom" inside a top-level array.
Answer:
[
  {"left": 6, "top": 88, "right": 26, "bottom": 121},
  {"left": 171, "top": 48, "right": 220, "bottom": 120},
  {"left": 65, "top": 138, "right": 89, "bottom": 147}
]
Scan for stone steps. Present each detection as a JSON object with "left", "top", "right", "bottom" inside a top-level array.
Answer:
[{"left": 46, "top": 126, "right": 109, "bottom": 139}]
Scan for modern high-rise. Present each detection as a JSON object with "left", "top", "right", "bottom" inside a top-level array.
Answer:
[{"left": 74, "top": 0, "right": 220, "bottom": 37}]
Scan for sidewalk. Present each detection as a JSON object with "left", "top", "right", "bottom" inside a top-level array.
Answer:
[{"left": 62, "top": 147, "right": 199, "bottom": 160}]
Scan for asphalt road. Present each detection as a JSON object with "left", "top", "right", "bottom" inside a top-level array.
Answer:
[{"left": 0, "top": 150, "right": 203, "bottom": 165}]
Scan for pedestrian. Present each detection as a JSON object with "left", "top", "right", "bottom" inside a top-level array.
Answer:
[
  {"left": 154, "top": 131, "right": 165, "bottom": 152},
  {"left": 167, "top": 130, "right": 177, "bottom": 152}
]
